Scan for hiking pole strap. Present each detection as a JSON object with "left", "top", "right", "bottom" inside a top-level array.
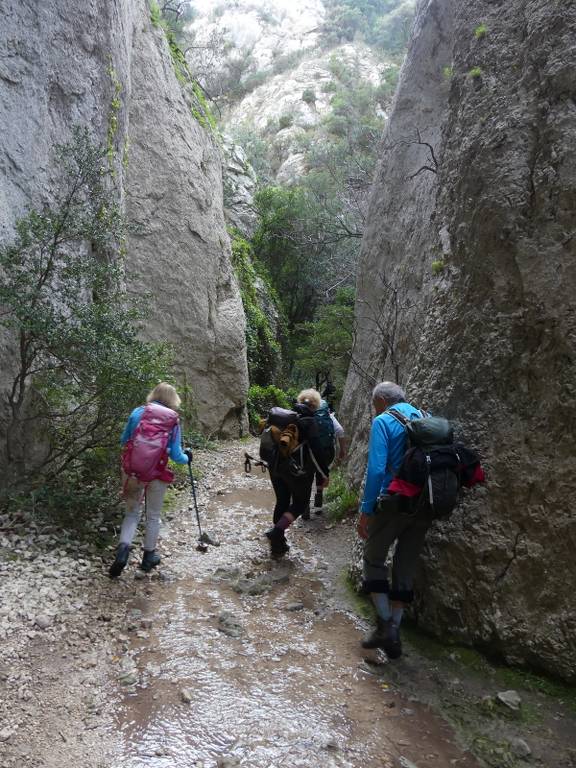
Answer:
[{"left": 308, "top": 445, "right": 327, "bottom": 480}]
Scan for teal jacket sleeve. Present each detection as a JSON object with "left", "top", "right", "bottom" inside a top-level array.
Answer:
[
  {"left": 360, "top": 417, "right": 389, "bottom": 514},
  {"left": 168, "top": 423, "right": 189, "bottom": 464}
]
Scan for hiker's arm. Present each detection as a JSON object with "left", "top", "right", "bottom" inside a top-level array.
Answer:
[
  {"left": 337, "top": 436, "right": 347, "bottom": 462},
  {"left": 168, "top": 423, "right": 189, "bottom": 464},
  {"left": 360, "top": 418, "right": 389, "bottom": 514},
  {"left": 120, "top": 407, "right": 142, "bottom": 446}
]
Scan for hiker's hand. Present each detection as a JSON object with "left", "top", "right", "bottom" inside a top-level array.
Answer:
[
  {"left": 357, "top": 512, "right": 370, "bottom": 540},
  {"left": 184, "top": 448, "right": 193, "bottom": 463},
  {"left": 319, "top": 476, "right": 330, "bottom": 489}
]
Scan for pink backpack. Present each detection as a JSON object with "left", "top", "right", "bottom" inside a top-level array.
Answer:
[{"left": 122, "top": 402, "right": 179, "bottom": 484}]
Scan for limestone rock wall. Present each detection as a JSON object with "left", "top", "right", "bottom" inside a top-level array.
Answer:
[
  {"left": 125, "top": 3, "right": 248, "bottom": 436},
  {"left": 342, "top": 0, "right": 576, "bottom": 681},
  {"left": 0, "top": 0, "right": 248, "bottom": 452}
]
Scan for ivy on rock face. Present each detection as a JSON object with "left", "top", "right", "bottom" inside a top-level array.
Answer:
[{"left": 230, "top": 231, "right": 283, "bottom": 387}]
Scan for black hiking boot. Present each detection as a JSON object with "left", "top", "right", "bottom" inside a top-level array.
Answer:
[
  {"left": 301, "top": 505, "right": 310, "bottom": 521},
  {"left": 109, "top": 543, "right": 130, "bottom": 579},
  {"left": 140, "top": 549, "right": 161, "bottom": 573},
  {"left": 265, "top": 527, "right": 290, "bottom": 557},
  {"left": 361, "top": 618, "right": 402, "bottom": 659}
]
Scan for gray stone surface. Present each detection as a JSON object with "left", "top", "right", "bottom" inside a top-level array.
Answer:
[
  {"left": 126, "top": 5, "right": 248, "bottom": 437},
  {"left": 0, "top": 0, "right": 249, "bottom": 458},
  {"left": 342, "top": 0, "right": 576, "bottom": 681}
]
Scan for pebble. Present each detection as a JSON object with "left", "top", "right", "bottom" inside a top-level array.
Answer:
[
  {"left": 233, "top": 577, "right": 270, "bottom": 596},
  {"left": 285, "top": 602, "right": 305, "bottom": 612},
  {"left": 217, "top": 612, "right": 243, "bottom": 639},
  {"left": 509, "top": 737, "right": 531, "bottom": 758},
  {"left": 496, "top": 690, "right": 522, "bottom": 711},
  {"left": 34, "top": 615, "right": 52, "bottom": 630},
  {"left": 0, "top": 728, "right": 12, "bottom": 742},
  {"left": 180, "top": 688, "right": 193, "bottom": 703}
]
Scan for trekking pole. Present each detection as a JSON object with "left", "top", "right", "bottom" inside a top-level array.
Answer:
[{"left": 186, "top": 455, "right": 209, "bottom": 554}]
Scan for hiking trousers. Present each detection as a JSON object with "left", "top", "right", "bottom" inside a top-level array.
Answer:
[
  {"left": 270, "top": 472, "right": 315, "bottom": 523},
  {"left": 119, "top": 480, "right": 168, "bottom": 551},
  {"left": 363, "top": 495, "right": 431, "bottom": 603}
]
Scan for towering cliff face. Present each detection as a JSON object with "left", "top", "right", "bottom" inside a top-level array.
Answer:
[
  {"left": 342, "top": 0, "right": 576, "bottom": 681},
  {"left": 125, "top": 3, "right": 248, "bottom": 436},
  {"left": 0, "top": 0, "right": 248, "bottom": 445}
]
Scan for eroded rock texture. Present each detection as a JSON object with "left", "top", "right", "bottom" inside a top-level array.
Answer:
[
  {"left": 0, "top": 0, "right": 248, "bottom": 451},
  {"left": 126, "top": 5, "right": 248, "bottom": 436},
  {"left": 342, "top": 0, "right": 576, "bottom": 681}
]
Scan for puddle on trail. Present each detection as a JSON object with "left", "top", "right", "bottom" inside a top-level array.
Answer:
[{"left": 115, "top": 452, "right": 479, "bottom": 768}]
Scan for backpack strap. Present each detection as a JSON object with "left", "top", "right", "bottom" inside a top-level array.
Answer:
[
  {"left": 386, "top": 408, "right": 410, "bottom": 427},
  {"left": 307, "top": 443, "right": 328, "bottom": 480},
  {"left": 387, "top": 407, "right": 427, "bottom": 427}
]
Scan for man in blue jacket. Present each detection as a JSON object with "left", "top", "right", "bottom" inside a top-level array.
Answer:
[{"left": 357, "top": 381, "right": 430, "bottom": 658}]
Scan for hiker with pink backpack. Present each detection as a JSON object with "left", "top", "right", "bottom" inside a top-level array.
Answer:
[{"left": 109, "top": 382, "right": 191, "bottom": 578}]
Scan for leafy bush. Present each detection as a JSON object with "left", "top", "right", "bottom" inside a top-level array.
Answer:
[
  {"left": 0, "top": 128, "right": 172, "bottom": 492},
  {"left": 468, "top": 66, "right": 483, "bottom": 78},
  {"left": 474, "top": 23, "right": 487, "bottom": 39},
  {"left": 431, "top": 259, "right": 445, "bottom": 275},
  {"left": 0, "top": 129, "right": 175, "bottom": 536},
  {"left": 246, "top": 384, "right": 292, "bottom": 430},
  {"left": 295, "top": 288, "right": 355, "bottom": 405},
  {"left": 302, "top": 88, "right": 317, "bottom": 105},
  {"left": 278, "top": 114, "right": 293, "bottom": 130},
  {"left": 325, "top": 469, "right": 359, "bottom": 521},
  {"left": 321, "top": 0, "right": 415, "bottom": 52}
]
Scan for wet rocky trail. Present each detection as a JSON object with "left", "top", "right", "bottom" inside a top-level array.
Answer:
[{"left": 1, "top": 441, "right": 575, "bottom": 768}]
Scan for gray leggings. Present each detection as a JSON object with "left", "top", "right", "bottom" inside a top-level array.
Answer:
[
  {"left": 119, "top": 480, "right": 168, "bottom": 551},
  {"left": 363, "top": 495, "right": 431, "bottom": 603}
]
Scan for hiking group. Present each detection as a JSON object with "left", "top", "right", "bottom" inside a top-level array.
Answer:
[{"left": 109, "top": 380, "right": 483, "bottom": 659}]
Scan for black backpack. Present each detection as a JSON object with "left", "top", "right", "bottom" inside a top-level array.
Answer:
[{"left": 387, "top": 409, "right": 462, "bottom": 519}]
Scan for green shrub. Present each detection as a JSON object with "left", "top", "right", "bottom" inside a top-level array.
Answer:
[
  {"left": 0, "top": 127, "right": 171, "bottom": 492},
  {"left": 474, "top": 23, "right": 487, "bottom": 39},
  {"left": 247, "top": 384, "right": 292, "bottom": 430},
  {"left": 431, "top": 259, "right": 445, "bottom": 275},
  {"left": 324, "top": 469, "right": 359, "bottom": 521},
  {"left": 468, "top": 66, "right": 483, "bottom": 79},
  {"left": 321, "top": 80, "right": 337, "bottom": 93},
  {"left": 302, "top": 88, "right": 316, "bottom": 105},
  {"left": 443, "top": 65, "right": 454, "bottom": 79},
  {"left": 278, "top": 114, "right": 293, "bottom": 130}
]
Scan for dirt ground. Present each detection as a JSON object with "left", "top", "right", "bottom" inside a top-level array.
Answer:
[{"left": 1, "top": 440, "right": 575, "bottom": 768}]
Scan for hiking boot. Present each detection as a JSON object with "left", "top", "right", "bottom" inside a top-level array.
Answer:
[
  {"left": 109, "top": 543, "right": 130, "bottom": 579},
  {"left": 361, "top": 618, "right": 402, "bottom": 659},
  {"left": 140, "top": 549, "right": 161, "bottom": 573},
  {"left": 265, "top": 527, "right": 290, "bottom": 557}
]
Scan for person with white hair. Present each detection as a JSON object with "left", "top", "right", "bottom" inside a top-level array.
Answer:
[
  {"left": 357, "top": 381, "right": 429, "bottom": 659},
  {"left": 265, "top": 388, "right": 331, "bottom": 556},
  {"left": 109, "top": 382, "right": 191, "bottom": 578}
]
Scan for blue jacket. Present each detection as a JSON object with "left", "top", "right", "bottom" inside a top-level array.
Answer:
[
  {"left": 360, "top": 402, "right": 423, "bottom": 514},
  {"left": 120, "top": 403, "right": 188, "bottom": 464}
]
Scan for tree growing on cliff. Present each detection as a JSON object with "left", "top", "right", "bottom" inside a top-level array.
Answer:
[{"left": 0, "top": 128, "right": 170, "bottom": 489}]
